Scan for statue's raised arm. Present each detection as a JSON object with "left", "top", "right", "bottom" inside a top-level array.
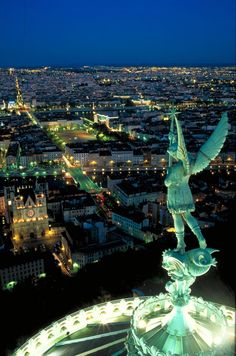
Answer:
[
  {"left": 174, "top": 115, "right": 190, "bottom": 174},
  {"left": 192, "top": 112, "right": 229, "bottom": 175}
]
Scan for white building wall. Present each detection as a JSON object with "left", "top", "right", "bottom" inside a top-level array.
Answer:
[
  {"left": 114, "top": 185, "right": 161, "bottom": 207},
  {"left": 63, "top": 206, "right": 96, "bottom": 222},
  {"left": 0, "top": 259, "right": 44, "bottom": 289},
  {"left": 111, "top": 150, "right": 133, "bottom": 163},
  {"left": 112, "top": 212, "right": 149, "bottom": 240},
  {"left": 72, "top": 240, "right": 134, "bottom": 267}
]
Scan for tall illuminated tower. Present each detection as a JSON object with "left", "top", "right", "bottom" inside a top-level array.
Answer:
[
  {"left": 15, "top": 77, "right": 24, "bottom": 107},
  {"left": 92, "top": 102, "right": 98, "bottom": 123}
]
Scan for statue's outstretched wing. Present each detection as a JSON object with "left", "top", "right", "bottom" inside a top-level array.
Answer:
[
  {"left": 192, "top": 113, "right": 228, "bottom": 175},
  {"left": 175, "top": 117, "right": 190, "bottom": 173}
]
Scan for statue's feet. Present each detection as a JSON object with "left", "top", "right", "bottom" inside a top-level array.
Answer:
[
  {"left": 175, "top": 243, "right": 186, "bottom": 255},
  {"left": 199, "top": 239, "right": 207, "bottom": 249}
]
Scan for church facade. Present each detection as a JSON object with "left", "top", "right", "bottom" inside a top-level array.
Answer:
[{"left": 12, "top": 190, "right": 49, "bottom": 241}]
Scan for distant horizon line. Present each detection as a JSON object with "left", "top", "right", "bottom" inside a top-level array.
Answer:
[{"left": 0, "top": 63, "right": 235, "bottom": 69}]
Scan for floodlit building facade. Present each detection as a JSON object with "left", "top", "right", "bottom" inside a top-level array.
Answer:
[{"left": 12, "top": 190, "right": 49, "bottom": 240}]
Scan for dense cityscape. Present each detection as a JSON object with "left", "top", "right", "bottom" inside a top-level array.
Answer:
[{"left": 0, "top": 65, "right": 235, "bottom": 355}]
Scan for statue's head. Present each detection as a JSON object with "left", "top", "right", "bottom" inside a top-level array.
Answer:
[{"left": 168, "top": 131, "right": 178, "bottom": 159}]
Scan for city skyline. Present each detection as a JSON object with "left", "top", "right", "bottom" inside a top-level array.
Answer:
[
  {"left": 1, "top": 0, "right": 235, "bottom": 67},
  {"left": 0, "top": 58, "right": 235, "bottom": 354}
]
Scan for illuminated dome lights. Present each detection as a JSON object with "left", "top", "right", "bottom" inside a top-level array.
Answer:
[
  {"left": 14, "top": 298, "right": 144, "bottom": 356},
  {"left": 126, "top": 294, "right": 234, "bottom": 355},
  {"left": 14, "top": 297, "right": 234, "bottom": 356}
]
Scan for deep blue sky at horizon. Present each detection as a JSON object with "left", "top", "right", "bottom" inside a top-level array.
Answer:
[{"left": 1, "top": 0, "right": 235, "bottom": 67}]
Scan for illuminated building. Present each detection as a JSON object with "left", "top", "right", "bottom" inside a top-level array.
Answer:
[
  {"left": 62, "top": 194, "right": 96, "bottom": 222},
  {"left": 112, "top": 209, "right": 149, "bottom": 241},
  {"left": 112, "top": 179, "right": 162, "bottom": 207},
  {"left": 0, "top": 252, "right": 45, "bottom": 290},
  {"left": 12, "top": 189, "right": 49, "bottom": 241}
]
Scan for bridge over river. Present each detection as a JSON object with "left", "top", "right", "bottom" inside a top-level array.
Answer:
[{"left": 68, "top": 167, "right": 101, "bottom": 193}]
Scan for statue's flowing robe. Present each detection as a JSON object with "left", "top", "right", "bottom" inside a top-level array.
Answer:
[{"left": 165, "top": 162, "right": 194, "bottom": 214}]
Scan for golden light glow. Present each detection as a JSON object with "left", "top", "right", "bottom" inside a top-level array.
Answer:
[{"left": 167, "top": 227, "right": 176, "bottom": 233}]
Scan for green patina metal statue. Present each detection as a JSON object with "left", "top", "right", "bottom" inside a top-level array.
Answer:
[
  {"left": 126, "top": 110, "right": 233, "bottom": 356},
  {"left": 165, "top": 110, "right": 228, "bottom": 253}
]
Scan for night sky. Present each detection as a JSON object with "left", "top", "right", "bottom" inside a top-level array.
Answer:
[{"left": 1, "top": 0, "right": 235, "bottom": 67}]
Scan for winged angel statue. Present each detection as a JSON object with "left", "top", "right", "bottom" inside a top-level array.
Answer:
[{"left": 164, "top": 111, "right": 228, "bottom": 253}]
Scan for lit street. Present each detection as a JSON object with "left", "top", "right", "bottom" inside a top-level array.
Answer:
[{"left": 63, "top": 154, "right": 101, "bottom": 192}]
